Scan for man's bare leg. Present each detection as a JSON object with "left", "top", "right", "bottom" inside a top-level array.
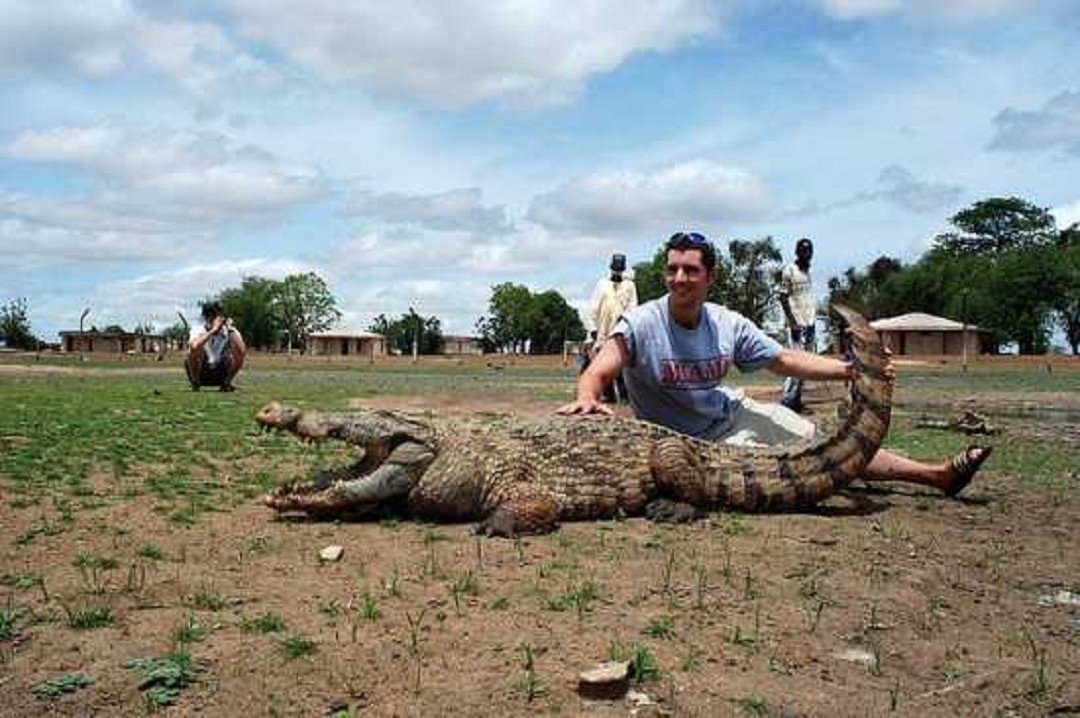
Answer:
[
  {"left": 221, "top": 332, "right": 247, "bottom": 391},
  {"left": 185, "top": 349, "right": 205, "bottom": 390},
  {"left": 863, "top": 447, "right": 992, "bottom": 496}
]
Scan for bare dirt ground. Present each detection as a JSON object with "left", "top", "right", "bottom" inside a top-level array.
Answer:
[{"left": 2, "top": 365, "right": 1079, "bottom": 717}]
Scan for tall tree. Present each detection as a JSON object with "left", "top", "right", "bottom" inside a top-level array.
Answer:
[
  {"left": 934, "top": 196, "right": 1056, "bottom": 255},
  {"left": 1053, "top": 231, "right": 1080, "bottom": 354},
  {"left": 526, "top": 290, "right": 586, "bottom": 354},
  {"left": 277, "top": 272, "right": 342, "bottom": 352},
  {"left": 725, "top": 237, "right": 782, "bottom": 326},
  {"left": 217, "top": 277, "right": 284, "bottom": 350},
  {"left": 369, "top": 310, "right": 443, "bottom": 355},
  {"left": 477, "top": 283, "right": 585, "bottom": 353},
  {"left": 477, "top": 283, "right": 534, "bottom": 353},
  {"left": 0, "top": 298, "right": 38, "bottom": 349},
  {"left": 161, "top": 321, "right": 189, "bottom": 344}
]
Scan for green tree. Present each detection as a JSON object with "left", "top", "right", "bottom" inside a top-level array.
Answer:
[
  {"left": 161, "top": 321, "right": 189, "bottom": 344},
  {"left": 1053, "top": 229, "right": 1080, "bottom": 353},
  {"left": 277, "top": 272, "right": 341, "bottom": 353},
  {"left": 725, "top": 237, "right": 783, "bottom": 326},
  {"left": 525, "top": 290, "right": 586, "bottom": 354},
  {"left": 0, "top": 298, "right": 39, "bottom": 350},
  {"left": 369, "top": 309, "right": 443, "bottom": 355},
  {"left": 477, "top": 283, "right": 534, "bottom": 353},
  {"left": 477, "top": 284, "right": 585, "bottom": 354},
  {"left": 217, "top": 277, "right": 283, "bottom": 350},
  {"left": 934, "top": 196, "right": 1056, "bottom": 255},
  {"left": 825, "top": 256, "right": 905, "bottom": 318}
]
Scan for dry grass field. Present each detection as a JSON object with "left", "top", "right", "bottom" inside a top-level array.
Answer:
[{"left": 1, "top": 352, "right": 1078, "bottom": 716}]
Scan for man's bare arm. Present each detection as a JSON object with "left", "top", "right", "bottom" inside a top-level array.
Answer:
[
  {"left": 768, "top": 347, "right": 894, "bottom": 382},
  {"left": 557, "top": 335, "right": 629, "bottom": 416}
]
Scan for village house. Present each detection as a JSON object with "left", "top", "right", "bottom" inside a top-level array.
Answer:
[
  {"left": 869, "top": 312, "right": 987, "bottom": 356},
  {"left": 306, "top": 330, "right": 386, "bottom": 358},
  {"left": 59, "top": 329, "right": 178, "bottom": 355},
  {"left": 440, "top": 335, "right": 484, "bottom": 355}
]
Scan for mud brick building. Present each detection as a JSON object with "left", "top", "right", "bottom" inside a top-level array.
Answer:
[{"left": 870, "top": 312, "right": 987, "bottom": 356}]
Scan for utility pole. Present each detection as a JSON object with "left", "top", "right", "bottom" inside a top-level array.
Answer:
[
  {"left": 961, "top": 289, "right": 969, "bottom": 373},
  {"left": 409, "top": 306, "right": 419, "bottom": 364},
  {"left": 79, "top": 307, "right": 91, "bottom": 362}
]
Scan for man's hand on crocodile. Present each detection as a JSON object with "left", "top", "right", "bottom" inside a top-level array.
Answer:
[{"left": 556, "top": 397, "right": 614, "bottom": 416}]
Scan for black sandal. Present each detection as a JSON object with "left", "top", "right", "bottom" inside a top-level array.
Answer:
[{"left": 945, "top": 445, "right": 993, "bottom": 497}]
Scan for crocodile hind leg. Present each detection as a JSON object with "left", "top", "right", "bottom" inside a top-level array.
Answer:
[
  {"left": 263, "top": 442, "right": 433, "bottom": 516},
  {"left": 473, "top": 484, "right": 561, "bottom": 537}
]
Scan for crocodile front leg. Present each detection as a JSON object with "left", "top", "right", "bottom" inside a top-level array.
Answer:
[
  {"left": 472, "top": 483, "right": 562, "bottom": 537},
  {"left": 263, "top": 441, "right": 434, "bottom": 516}
]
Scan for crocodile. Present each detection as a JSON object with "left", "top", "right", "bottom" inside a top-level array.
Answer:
[{"left": 258, "top": 304, "right": 892, "bottom": 536}]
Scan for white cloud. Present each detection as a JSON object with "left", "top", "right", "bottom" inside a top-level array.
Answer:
[
  {"left": 92, "top": 258, "right": 315, "bottom": 329},
  {"left": 1, "top": 123, "right": 328, "bottom": 264},
  {"left": 987, "top": 90, "right": 1080, "bottom": 156},
  {"left": 327, "top": 223, "right": 612, "bottom": 276},
  {"left": 871, "top": 164, "right": 964, "bottom": 213},
  {"left": 526, "top": 160, "right": 773, "bottom": 234},
  {"left": 1053, "top": 200, "right": 1080, "bottom": 230},
  {"left": 214, "top": 0, "right": 719, "bottom": 107},
  {"left": 814, "top": 0, "right": 1042, "bottom": 21},
  {"left": 0, "top": 0, "right": 268, "bottom": 97},
  {"left": 344, "top": 188, "right": 510, "bottom": 234}
]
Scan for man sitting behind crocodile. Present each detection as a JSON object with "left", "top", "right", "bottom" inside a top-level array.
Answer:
[{"left": 558, "top": 231, "right": 991, "bottom": 497}]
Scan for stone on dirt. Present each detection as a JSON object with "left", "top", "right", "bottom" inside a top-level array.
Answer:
[
  {"left": 319, "top": 545, "right": 344, "bottom": 562},
  {"left": 578, "top": 660, "right": 630, "bottom": 700}
]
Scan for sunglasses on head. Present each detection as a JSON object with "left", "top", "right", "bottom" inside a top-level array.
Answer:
[{"left": 669, "top": 231, "right": 709, "bottom": 245}]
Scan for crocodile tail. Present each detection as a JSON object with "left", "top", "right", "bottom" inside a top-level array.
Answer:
[{"left": 653, "top": 304, "right": 892, "bottom": 511}]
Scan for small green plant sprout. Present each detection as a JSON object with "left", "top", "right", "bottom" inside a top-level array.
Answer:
[
  {"left": 805, "top": 597, "right": 829, "bottom": 635},
  {"left": 60, "top": 601, "right": 114, "bottom": 630},
  {"left": 731, "top": 694, "right": 772, "bottom": 715},
  {"left": 743, "top": 567, "right": 759, "bottom": 601},
  {"left": 0, "top": 600, "right": 24, "bottom": 639},
  {"left": 941, "top": 644, "right": 964, "bottom": 684},
  {"left": 866, "top": 636, "right": 883, "bottom": 677},
  {"left": 489, "top": 596, "right": 509, "bottom": 610},
  {"left": 125, "top": 650, "right": 197, "bottom": 708},
  {"left": 15, "top": 521, "right": 61, "bottom": 546},
  {"left": 170, "top": 615, "right": 206, "bottom": 647},
  {"left": 692, "top": 562, "right": 708, "bottom": 610},
  {"left": 187, "top": 585, "right": 227, "bottom": 611},
  {"left": 383, "top": 566, "right": 402, "bottom": 597},
  {"left": 1023, "top": 628, "right": 1052, "bottom": 703},
  {"left": 358, "top": 591, "right": 379, "bottom": 620},
  {"left": 545, "top": 582, "right": 599, "bottom": 619},
  {"left": 660, "top": 549, "right": 677, "bottom": 596},
  {"left": 680, "top": 644, "right": 703, "bottom": 672},
  {"left": 723, "top": 513, "right": 752, "bottom": 536},
  {"left": 240, "top": 611, "right": 284, "bottom": 634},
  {"left": 3, "top": 572, "right": 41, "bottom": 590},
  {"left": 608, "top": 641, "right": 659, "bottom": 684},
  {"left": 888, "top": 680, "right": 901, "bottom": 712},
  {"left": 319, "top": 597, "right": 344, "bottom": 622},
  {"left": 447, "top": 571, "right": 478, "bottom": 615},
  {"left": 519, "top": 642, "right": 546, "bottom": 701},
  {"left": 73, "top": 553, "right": 120, "bottom": 594},
  {"left": 31, "top": 672, "right": 94, "bottom": 698},
  {"left": 279, "top": 633, "right": 317, "bottom": 660},
  {"left": 136, "top": 543, "right": 166, "bottom": 562},
  {"left": 644, "top": 616, "right": 675, "bottom": 639},
  {"left": 405, "top": 608, "right": 428, "bottom": 656}
]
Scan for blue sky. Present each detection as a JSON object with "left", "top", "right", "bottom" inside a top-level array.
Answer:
[{"left": 2, "top": 0, "right": 1079, "bottom": 341}]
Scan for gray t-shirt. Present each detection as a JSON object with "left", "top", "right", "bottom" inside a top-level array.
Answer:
[{"left": 613, "top": 297, "right": 783, "bottom": 439}]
